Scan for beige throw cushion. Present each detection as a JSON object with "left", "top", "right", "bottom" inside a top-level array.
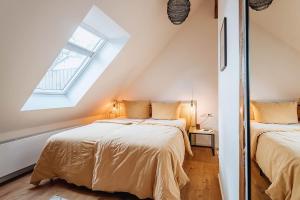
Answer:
[
  {"left": 251, "top": 101, "right": 298, "bottom": 124},
  {"left": 124, "top": 100, "right": 150, "bottom": 119},
  {"left": 151, "top": 102, "right": 180, "bottom": 120}
]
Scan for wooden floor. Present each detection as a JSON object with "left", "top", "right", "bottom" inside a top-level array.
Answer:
[
  {"left": 251, "top": 161, "right": 271, "bottom": 200},
  {"left": 0, "top": 147, "right": 221, "bottom": 200}
]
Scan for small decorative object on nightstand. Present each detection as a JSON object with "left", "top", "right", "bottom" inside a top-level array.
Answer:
[{"left": 189, "top": 126, "right": 215, "bottom": 156}]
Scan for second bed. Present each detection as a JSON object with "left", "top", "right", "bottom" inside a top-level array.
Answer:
[{"left": 251, "top": 121, "right": 300, "bottom": 200}]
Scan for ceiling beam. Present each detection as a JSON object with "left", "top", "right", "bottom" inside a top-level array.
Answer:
[{"left": 214, "top": 0, "right": 218, "bottom": 19}]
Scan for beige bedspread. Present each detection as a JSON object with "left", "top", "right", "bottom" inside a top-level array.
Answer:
[
  {"left": 251, "top": 121, "right": 300, "bottom": 200},
  {"left": 30, "top": 119, "right": 192, "bottom": 200}
]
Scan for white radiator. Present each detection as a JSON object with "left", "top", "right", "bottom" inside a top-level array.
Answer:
[{"left": 0, "top": 127, "right": 77, "bottom": 182}]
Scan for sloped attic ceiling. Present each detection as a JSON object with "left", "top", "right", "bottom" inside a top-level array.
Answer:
[
  {"left": 0, "top": 0, "right": 204, "bottom": 134},
  {"left": 250, "top": 0, "right": 300, "bottom": 53}
]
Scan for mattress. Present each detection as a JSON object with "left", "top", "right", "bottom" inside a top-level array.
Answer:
[
  {"left": 30, "top": 118, "right": 192, "bottom": 200},
  {"left": 251, "top": 121, "right": 300, "bottom": 200}
]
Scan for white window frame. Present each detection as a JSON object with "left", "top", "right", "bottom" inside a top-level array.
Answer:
[{"left": 33, "top": 23, "right": 107, "bottom": 95}]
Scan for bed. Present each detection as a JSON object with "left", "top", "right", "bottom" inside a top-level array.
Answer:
[
  {"left": 251, "top": 121, "right": 300, "bottom": 200},
  {"left": 30, "top": 108, "right": 194, "bottom": 200}
]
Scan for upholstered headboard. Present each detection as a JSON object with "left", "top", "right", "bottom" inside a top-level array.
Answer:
[
  {"left": 117, "top": 100, "right": 197, "bottom": 130},
  {"left": 297, "top": 103, "right": 300, "bottom": 122},
  {"left": 250, "top": 103, "right": 254, "bottom": 120}
]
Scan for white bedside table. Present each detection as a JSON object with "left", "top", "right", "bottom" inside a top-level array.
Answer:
[{"left": 189, "top": 127, "right": 215, "bottom": 156}]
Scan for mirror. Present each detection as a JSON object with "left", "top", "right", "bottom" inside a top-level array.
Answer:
[{"left": 249, "top": 1, "right": 300, "bottom": 200}]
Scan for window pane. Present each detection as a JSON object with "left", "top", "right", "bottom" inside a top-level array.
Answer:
[
  {"left": 51, "top": 49, "right": 87, "bottom": 70},
  {"left": 69, "top": 26, "right": 102, "bottom": 51},
  {"left": 35, "top": 49, "right": 89, "bottom": 91},
  {"left": 34, "top": 26, "right": 104, "bottom": 94}
]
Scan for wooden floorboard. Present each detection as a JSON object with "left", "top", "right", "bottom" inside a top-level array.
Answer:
[
  {"left": 0, "top": 147, "right": 221, "bottom": 200},
  {"left": 251, "top": 161, "right": 271, "bottom": 200}
]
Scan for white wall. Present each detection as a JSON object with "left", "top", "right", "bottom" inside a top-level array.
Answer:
[
  {"left": 250, "top": 22, "right": 300, "bottom": 101},
  {"left": 0, "top": 114, "right": 104, "bottom": 143},
  {"left": 218, "top": 0, "right": 241, "bottom": 200},
  {"left": 122, "top": 0, "right": 218, "bottom": 146},
  {"left": 250, "top": 0, "right": 300, "bottom": 55}
]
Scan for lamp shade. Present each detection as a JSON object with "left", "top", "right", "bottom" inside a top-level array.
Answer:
[
  {"left": 167, "top": 0, "right": 191, "bottom": 25},
  {"left": 249, "top": 0, "right": 273, "bottom": 11},
  {"left": 112, "top": 100, "right": 118, "bottom": 114}
]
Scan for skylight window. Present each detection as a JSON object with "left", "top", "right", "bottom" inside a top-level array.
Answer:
[
  {"left": 22, "top": 6, "right": 130, "bottom": 111},
  {"left": 34, "top": 25, "right": 105, "bottom": 94}
]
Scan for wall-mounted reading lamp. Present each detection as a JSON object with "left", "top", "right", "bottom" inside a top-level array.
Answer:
[{"left": 111, "top": 100, "right": 120, "bottom": 118}]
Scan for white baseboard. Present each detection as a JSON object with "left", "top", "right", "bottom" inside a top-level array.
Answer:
[
  {"left": 218, "top": 173, "right": 225, "bottom": 200},
  {"left": 0, "top": 164, "right": 34, "bottom": 184}
]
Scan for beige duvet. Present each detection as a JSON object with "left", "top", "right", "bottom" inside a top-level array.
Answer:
[
  {"left": 251, "top": 122, "right": 300, "bottom": 200},
  {"left": 30, "top": 119, "right": 192, "bottom": 200}
]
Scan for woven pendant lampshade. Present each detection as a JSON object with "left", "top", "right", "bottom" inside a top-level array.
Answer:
[
  {"left": 167, "top": 0, "right": 191, "bottom": 25},
  {"left": 249, "top": 0, "right": 273, "bottom": 11}
]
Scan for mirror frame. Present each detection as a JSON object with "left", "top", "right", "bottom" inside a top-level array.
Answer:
[{"left": 239, "top": 0, "right": 251, "bottom": 199}]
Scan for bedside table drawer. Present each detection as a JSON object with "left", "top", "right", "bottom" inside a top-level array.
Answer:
[{"left": 190, "top": 134, "right": 213, "bottom": 146}]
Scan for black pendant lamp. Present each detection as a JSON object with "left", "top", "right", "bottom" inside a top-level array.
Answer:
[
  {"left": 167, "top": 0, "right": 191, "bottom": 25},
  {"left": 249, "top": 0, "right": 273, "bottom": 11}
]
